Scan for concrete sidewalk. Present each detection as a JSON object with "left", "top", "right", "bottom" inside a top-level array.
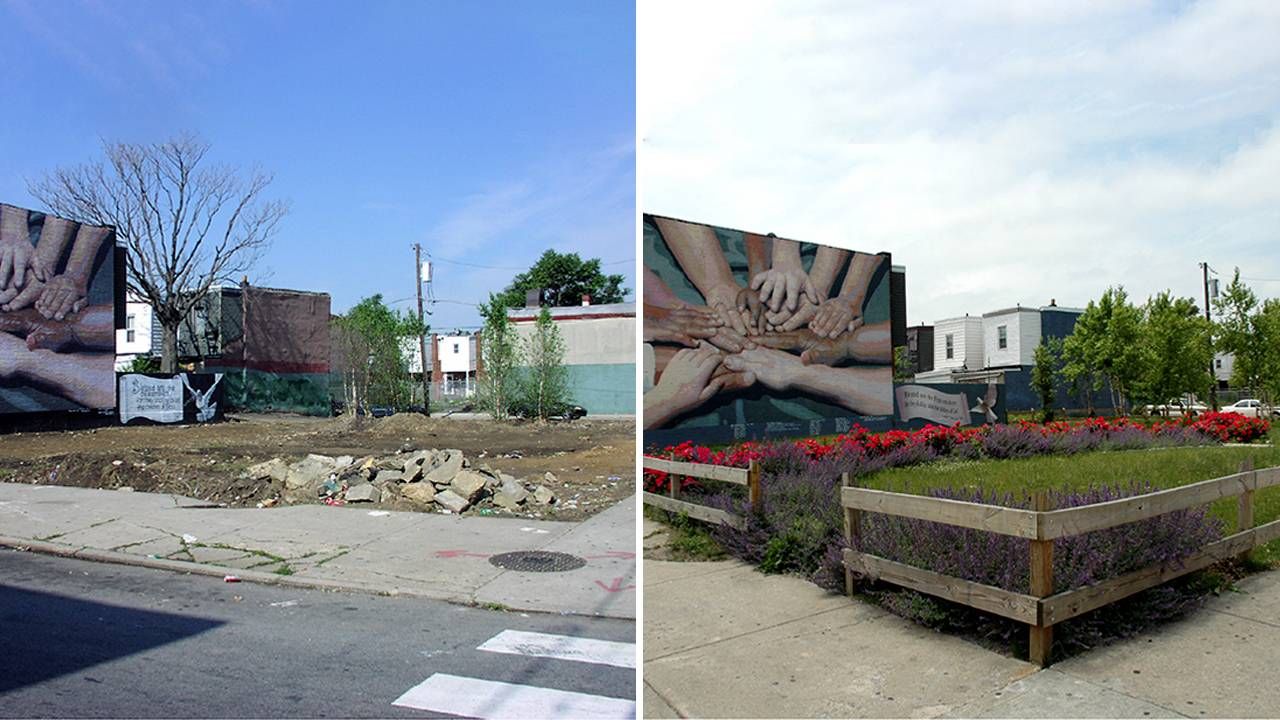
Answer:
[
  {"left": 0, "top": 483, "right": 635, "bottom": 619},
  {"left": 644, "top": 527, "right": 1280, "bottom": 717}
]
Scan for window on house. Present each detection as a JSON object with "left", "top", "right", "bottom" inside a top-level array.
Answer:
[
  {"left": 1216, "top": 359, "right": 1222, "bottom": 369},
  {"left": 125, "top": 314, "right": 136, "bottom": 344},
  {"left": 997, "top": 325, "right": 1008, "bottom": 350},
  {"left": 945, "top": 334, "right": 954, "bottom": 360},
  {"left": 453, "top": 343, "right": 460, "bottom": 354}
]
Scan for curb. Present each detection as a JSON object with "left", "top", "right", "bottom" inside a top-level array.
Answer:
[
  {"left": 0, "top": 534, "right": 465, "bottom": 606},
  {"left": 0, "top": 534, "right": 635, "bottom": 620}
]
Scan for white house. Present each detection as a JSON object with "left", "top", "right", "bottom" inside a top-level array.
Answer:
[
  {"left": 437, "top": 333, "right": 478, "bottom": 397},
  {"left": 929, "top": 315, "right": 984, "bottom": 372},
  {"left": 981, "top": 306, "right": 1041, "bottom": 368},
  {"left": 114, "top": 293, "right": 155, "bottom": 370},
  {"left": 1215, "top": 352, "right": 1235, "bottom": 387}
]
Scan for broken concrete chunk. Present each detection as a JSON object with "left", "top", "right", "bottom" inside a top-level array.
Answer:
[
  {"left": 533, "top": 485, "right": 557, "bottom": 505},
  {"left": 401, "top": 482, "right": 436, "bottom": 505},
  {"left": 246, "top": 458, "right": 290, "bottom": 483},
  {"left": 285, "top": 455, "right": 337, "bottom": 491},
  {"left": 450, "top": 470, "right": 489, "bottom": 503},
  {"left": 345, "top": 484, "right": 380, "bottom": 503},
  {"left": 377, "top": 470, "right": 405, "bottom": 484},
  {"left": 333, "top": 455, "right": 355, "bottom": 470},
  {"left": 434, "top": 489, "right": 469, "bottom": 513},
  {"left": 499, "top": 478, "right": 530, "bottom": 504},
  {"left": 544, "top": 471, "right": 559, "bottom": 484},
  {"left": 424, "top": 450, "right": 464, "bottom": 486}
]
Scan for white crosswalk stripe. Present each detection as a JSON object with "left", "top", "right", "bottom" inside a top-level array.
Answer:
[
  {"left": 392, "top": 629, "right": 636, "bottom": 719},
  {"left": 393, "top": 673, "right": 635, "bottom": 719},
  {"left": 478, "top": 629, "right": 636, "bottom": 669}
]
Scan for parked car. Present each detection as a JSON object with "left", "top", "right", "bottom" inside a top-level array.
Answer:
[
  {"left": 1221, "top": 399, "right": 1277, "bottom": 419},
  {"left": 1142, "top": 399, "right": 1208, "bottom": 417}
]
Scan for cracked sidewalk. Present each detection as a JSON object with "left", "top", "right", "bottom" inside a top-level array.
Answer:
[
  {"left": 643, "top": 517, "right": 1280, "bottom": 718},
  {"left": 0, "top": 482, "right": 635, "bottom": 619}
]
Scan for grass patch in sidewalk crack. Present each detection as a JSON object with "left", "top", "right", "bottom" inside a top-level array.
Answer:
[{"left": 313, "top": 548, "right": 350, "bottom": 566}]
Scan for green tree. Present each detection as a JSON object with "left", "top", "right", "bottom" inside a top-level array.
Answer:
[
  {"left": 1258, "top": 299, "right": 1280, "bottom": 410},
  {"left": 1031, "top": 338, "right": 1062, "bottom": 422},
  {"left": 892, "top": 345, "right": 913, "bottom": 382},
  {"left": 520, "top": 305, "right": 569, "bottom": 420},
  {"left": 1214, "top": 269, "right": 1271, "bottom": 401},
  {"left": 1138, "top": 291, "right": 1212, "bottom": 413},
  {"left": 496, "top": 250, "right": 627, "bottom": 309},
  {"left": 1061, "top": 286, "right": 1145, "bottom": 415},
  {"left": 334, "top": 295, "right": 423, "bottom": 413},
  {"left": 477, "top": 294, "right": 521, "bottom": 420}
]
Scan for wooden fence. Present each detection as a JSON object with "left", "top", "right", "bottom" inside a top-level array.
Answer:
[
  {"left": 642, "top": 457, "right": 761, "bottom": 529},
  {"left": 841, "top": 459, "right": 1280, "bottom": 666}
]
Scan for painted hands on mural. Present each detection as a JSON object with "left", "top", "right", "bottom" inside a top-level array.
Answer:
[{"left": 644, "top": 217, "right": 893, "bottom": 427}]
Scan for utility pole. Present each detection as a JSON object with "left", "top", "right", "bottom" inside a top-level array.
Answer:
[
  {"left": 415, "top": 243, "right": 431, "bottom": 417},
  {"left": 1202, "top": 262, "right": 1218, "bottom": 411}
]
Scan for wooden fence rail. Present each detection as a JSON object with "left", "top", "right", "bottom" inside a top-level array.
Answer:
[
  {"left": 842, "top": 459, "right": 1278, "bottom": 666},
  {"left": 642, "top": 457, "right": 760, "bottom": 530}
]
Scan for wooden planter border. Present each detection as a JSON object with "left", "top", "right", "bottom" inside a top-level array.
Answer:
[
  {"left": 842, "top": 459, "right": 1275, "bottom": 666},
  {"left": 642, "top": 457, "right": 760, "bottom": 530}
]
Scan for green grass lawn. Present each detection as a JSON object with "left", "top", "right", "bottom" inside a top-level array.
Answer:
[{"left": 867, "top": 428, "right": 1280, "bottom": 563}]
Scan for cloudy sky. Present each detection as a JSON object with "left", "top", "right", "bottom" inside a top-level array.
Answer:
[{"left": 639, "top": 0, "right": 1280, "bottom": 326}]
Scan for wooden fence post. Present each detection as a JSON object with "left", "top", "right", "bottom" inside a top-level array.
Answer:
[
  {"left": 748, "top": 460, "right": 762, "bottom": 511},
  {"left": 1029, "top": 490, "right": 1054, "bottom": 667},
  {"left": 669, "top": 472, "right": 681, "bottom": 501},
  {"left": 842, "top": 471, "right": 861, "bottom": 598},
  {"left": 1239, "top": 457, "right": 1255, "bottom": 561}
]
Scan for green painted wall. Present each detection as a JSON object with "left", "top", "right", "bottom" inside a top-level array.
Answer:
[
  {"left": 208, "top": 368, "right": 330, "bottom": 416},
  {"left": 563, "top": 363, "right": 634, "bottom": 415}
]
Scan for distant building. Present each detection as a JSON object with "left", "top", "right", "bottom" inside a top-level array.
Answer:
[
  {"left": 905, "top": 325, "right": 934, "bottom": 375},
  {"left": 178, "top": 284, "right": 332, "bottom": 415},
  {"left": 508, "top": 299, "right": 636, "bottom": 415},
  {"left": 915, "top": 301, "right": 1109, "bottom": 412},
  {"left": 1214, "top": 352, "right": 1234, "bottom": 389},
  {"left": 114, "top": 293, "right": 155, "bottom": 371},
  {"left": 915, "top": 315, "right": 983, "bottom": 382},
  {"left": 981, "top": 306, "right": 1041, "bottom": 368}
]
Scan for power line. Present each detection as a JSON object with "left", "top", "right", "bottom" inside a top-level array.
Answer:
[{"left": 427, "top": 255, "right": 631, "bottom": 271}]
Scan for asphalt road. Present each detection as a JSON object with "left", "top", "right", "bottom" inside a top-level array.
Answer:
[{"left": 0, "top": 549, "right": 636, "bottom": 718}]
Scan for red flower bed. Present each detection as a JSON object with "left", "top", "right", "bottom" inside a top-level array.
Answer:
[{"left": 643, "top": 412, "right": 1270, "bottom": 493}]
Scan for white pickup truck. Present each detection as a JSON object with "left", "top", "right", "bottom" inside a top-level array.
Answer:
[{"left": 1221, "top": 399, "right": 1277, "bottom": 419}]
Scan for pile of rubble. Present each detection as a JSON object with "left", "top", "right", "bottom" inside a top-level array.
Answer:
[{"left": 243, "top": 448, "right": 558, "bottom": 515}]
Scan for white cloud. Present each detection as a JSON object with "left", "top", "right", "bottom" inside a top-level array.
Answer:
[{"left": 640, "top": 0, "right": 1280, "bottom": 324}]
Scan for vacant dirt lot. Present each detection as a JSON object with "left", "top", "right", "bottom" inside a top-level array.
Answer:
[{"left": 0, "top": 413, "right": 635, "bottom": 521}]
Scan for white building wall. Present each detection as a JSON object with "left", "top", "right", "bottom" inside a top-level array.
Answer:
[
  {"left": 438, "top": 335, "right": 475, "bottom": 373},
  {"left": 513, "top": 315, "right": 635, "bottom": 366},
  {"left": 115, "top": 298, "right": 155, "bottom": 369},
  {"left": 1215, "top": 352, "right": 1234, "bottom": 384},
  {"left": 983, "top": 309, "right": 1040, "bottom": 368},
  {"left": 933, "top": 317, "right": 984, "bottom": 370}
]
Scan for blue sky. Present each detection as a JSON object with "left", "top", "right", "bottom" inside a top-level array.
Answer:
[
  {"left": 0, "top": 0, "right": 635, "bottom": 330},
  {"left": 641, "top": 1, "right": 1280, "bottom": 325}
]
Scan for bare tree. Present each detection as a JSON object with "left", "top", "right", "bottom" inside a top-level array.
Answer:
[{"left": 28, "top": 133, "right": 288, "bottom": 372}]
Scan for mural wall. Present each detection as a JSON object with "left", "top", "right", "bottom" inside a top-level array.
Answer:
[
  {"left": 0, "top": 203, "right": 118, "bottom": 415},
  {"left": 643, "top": 214, "right": 894, "bottom": 446}
]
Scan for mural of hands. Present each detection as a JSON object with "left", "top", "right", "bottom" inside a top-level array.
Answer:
[
  {"left": 645, "top": 214, "right": 894, "bottom": 441},
  {"left": 750, "top": 266, "right": 818, "bottom": 316},
  {"left": 0, "top": 205, "right": 50, "bottom": 294},
  {"left": 810, "top": 296, "right": 863, "bottom": 339},
  {"left": 643, "top": 344, "right": 726, "bottom": 429},
  {"left": 35, "top": 272, "right": 89, "bottom": 321}
]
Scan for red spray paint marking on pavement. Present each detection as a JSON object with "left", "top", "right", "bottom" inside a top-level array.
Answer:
[
  {"left": 583, "top": 551, "right": 636, "bottom": 560},
  {"left": 594, "top": 577, "right": 635, "bottom": 593},
  {"left": 434, "top": 550, "right": 492, "bottom": 559}
]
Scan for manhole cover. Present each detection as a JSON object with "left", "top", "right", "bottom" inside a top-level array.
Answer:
[{"left": 488, "top": 551, "right": 587, "bottom": 573}]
